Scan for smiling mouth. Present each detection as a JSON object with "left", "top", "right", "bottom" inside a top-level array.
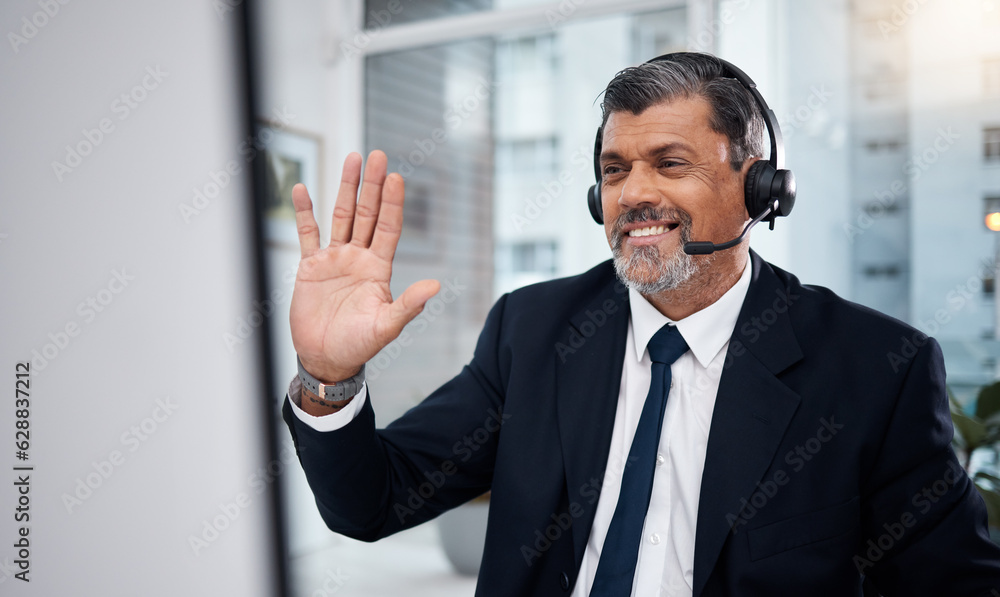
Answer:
[{"left": 627, "top": 223, "right": 679, "bottom": 237}]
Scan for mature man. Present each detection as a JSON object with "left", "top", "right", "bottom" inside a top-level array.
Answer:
[{"left": 283, "top": 53, "right": 1000, "bottom": 596}]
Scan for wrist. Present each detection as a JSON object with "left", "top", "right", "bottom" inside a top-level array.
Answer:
[
  {"left": 297, "top": 356, "right": 365, "bottom": 403},
  {"left": 298, "top": 356, "right": 362, "bottom": 385},
  {"left": 301, "top": 384, "right": 353, "bottom": 414}
]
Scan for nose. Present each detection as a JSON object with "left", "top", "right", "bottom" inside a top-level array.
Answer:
[{"left": 616, "top": 163, "right": 661, "bottom": 211}]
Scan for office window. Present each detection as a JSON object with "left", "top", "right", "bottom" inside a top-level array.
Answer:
[
  {"left": 863, "top": 200, "right": 901, "bottom": 215},
  {"left": 861, "top": 64, "right": 904, "bottom": 101},
  {"left": 510, "top": 240, "right": 557, "bottom": 275},
  {"left": 495, "top": 240, "right": 559, "bottom": 293},
  {"left": 497, "top": 34, "right": 557, "bottom": 76},
  {"left": 496, "top": 137, "right": 558, "bottom": 180},
  {"left": 985, "top": 58, "right": 1000, "bottom": 99},
  {"left": 862, "top": 264, "right": 903, "bottom": 278},
  {"left": 986, "top": 127, "right": 1000, "bottom": 162},
  {"left": 985, "top": 196, "right": 1000, "bottom": 230},
  {"left": 364, "top": 0, "right": 490, "bottom": 27},
  {"left": 863, "top": 138, "right": 904, "bottom": 152}
]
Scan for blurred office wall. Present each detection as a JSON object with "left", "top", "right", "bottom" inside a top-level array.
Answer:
[{"left": 0, "top": 1, "right": 282, "bottom": 594}]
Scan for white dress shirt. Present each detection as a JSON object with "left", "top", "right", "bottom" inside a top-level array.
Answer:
[
  {"left": 289, "top": 260, "right": 752, "bottom": 596},
  {"left": 570, "top": 260, "right": 751, "bottom": 597}
]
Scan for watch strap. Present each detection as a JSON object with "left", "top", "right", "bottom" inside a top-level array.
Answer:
[{"left": 296, "top": 357, "right": 365, "bottom": 402}]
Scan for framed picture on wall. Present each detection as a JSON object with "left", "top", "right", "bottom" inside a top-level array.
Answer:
[{"left": 257, "top": 120, "right": 323, "bottom": 250}]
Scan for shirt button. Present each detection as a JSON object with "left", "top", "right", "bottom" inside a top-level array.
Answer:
[
  {"left": 650, "top": 533, "right": 660, "bottom": 545},
  {"left": 656, "top": 453, "right": 665, "bottom": 466}
]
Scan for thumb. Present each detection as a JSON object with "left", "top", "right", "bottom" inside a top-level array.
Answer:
[{"left": 387, "top": 279, "right": 441, "bottom": 332}]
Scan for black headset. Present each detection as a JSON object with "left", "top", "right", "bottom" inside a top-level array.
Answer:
[{"left": 586, "top": 53, "right": 796, "bottom": 255}]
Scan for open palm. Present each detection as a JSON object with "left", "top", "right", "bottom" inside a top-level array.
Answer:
[{"left": 289, "top": 151, "right": 440, "bottom": 384}]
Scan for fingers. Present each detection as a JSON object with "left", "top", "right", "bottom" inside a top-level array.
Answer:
[
  {"left": 387, "top": 279, "right": 441, "bottom": 334},
  {"left": 351, "top": 150, "right": 388, "bottom": 248},
  {"left": 370, "top": 172, "right": 405, "bottom": 262},
  {"left": 330, "top": 152, "right": 363, "bottom": 246},
  {"left": 329, "top": 150, "right": 402, "bottom": 255},
  {"left": 291, "top": 183, "right": 320, "bottom": 258}
]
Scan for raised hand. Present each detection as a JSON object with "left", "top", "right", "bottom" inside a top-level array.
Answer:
[{"left": 289, "top": 150, "right": 440, "bottom": 388}]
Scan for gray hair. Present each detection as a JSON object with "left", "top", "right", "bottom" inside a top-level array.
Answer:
[{"left": 600, "top": 53, "right": 766, "bottom": 171}]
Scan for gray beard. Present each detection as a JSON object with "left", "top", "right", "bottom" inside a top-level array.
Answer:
[{"left": 610, "top": 208, "right": 700, "bottom": 294}]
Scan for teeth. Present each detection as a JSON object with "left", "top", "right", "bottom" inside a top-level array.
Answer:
[{"left": 628, "top": 225, "right": 666, "bottom": 237}]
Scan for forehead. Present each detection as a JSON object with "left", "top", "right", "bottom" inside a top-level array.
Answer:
[{"left": 602, "top": 96, "right": 717, "bottom": 151}]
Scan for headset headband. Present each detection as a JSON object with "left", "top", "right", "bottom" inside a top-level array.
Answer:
[{"left": 644, "top": 53, "right": 784, "bottom": 170}]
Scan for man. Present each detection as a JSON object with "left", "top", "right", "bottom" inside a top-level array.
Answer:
[{"left": 282, "top": 53, "right": 1000, "bottom": 595}]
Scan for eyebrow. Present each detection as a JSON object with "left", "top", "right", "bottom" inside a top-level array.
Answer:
[{"left": 599, "top": 141, "right": 695, "bottom": 165}]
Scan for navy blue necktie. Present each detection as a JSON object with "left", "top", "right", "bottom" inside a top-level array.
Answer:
[{"left": 590, "top": 324, "right": 688, "bottom": 596}]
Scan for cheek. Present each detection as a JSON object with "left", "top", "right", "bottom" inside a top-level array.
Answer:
[
  {"left": 690, "top": 192, "right": 746, "bottom": 236},
  {"left": 601, "top": 198, "right": 619, "bottom": 227}
]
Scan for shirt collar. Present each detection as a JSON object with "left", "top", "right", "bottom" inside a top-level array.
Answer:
[{"left": 629, "top": 255, "right": 753, "bottom": 368}]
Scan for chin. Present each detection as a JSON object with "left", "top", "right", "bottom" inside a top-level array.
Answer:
[{"left": 612, "top": 243, "right": 699, "bottom": 294}]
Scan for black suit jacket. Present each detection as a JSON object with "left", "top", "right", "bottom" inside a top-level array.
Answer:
[{"left": 284, "top": 251, "right": 1000, "bottom": 596}]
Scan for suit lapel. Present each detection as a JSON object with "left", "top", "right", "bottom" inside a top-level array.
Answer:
[
  {"left": 692, "top": 253, "right": 804, "bottom": 597},
  {"left": 554, "top": 270, "right": 631, "bottom": 567}
]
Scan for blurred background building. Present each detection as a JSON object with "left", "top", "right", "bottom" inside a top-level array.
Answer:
[
  {"left": 251, "top": 0, "right": 1000, "bottom": 595},
  {"left": 3, "top": 0, "right": 994, "bottom": 595}
]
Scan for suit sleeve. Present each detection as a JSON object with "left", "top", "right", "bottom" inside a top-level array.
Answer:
[
  {"left": 861, "top": 337, "right": 1000, "bottom": 595},
  {"left": 282, "top": 293, "right": 511, "bottom": 542}
]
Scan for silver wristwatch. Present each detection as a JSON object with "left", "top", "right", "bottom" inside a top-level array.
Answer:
[{"left": 296, "top": 357, "right": 365, "bottom": 402}]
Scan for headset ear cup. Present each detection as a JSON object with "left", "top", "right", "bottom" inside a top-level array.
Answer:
[
  {"left": 743, "top": 160, "right": 772, "bottom": 218},
  {"left": 773, "top": 169, "right": 796, "bottom": 217},
  {"left": 587, "top": 184, "right": 604, "bottom": 224}
]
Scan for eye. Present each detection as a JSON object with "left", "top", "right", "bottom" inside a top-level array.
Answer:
[{"left": 602, "top": 165, "right": 623, "bottom": 177}]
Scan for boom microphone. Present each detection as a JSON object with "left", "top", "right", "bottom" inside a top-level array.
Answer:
[{"left": 682, "top": 201, "right": 777, "bottom": 255}]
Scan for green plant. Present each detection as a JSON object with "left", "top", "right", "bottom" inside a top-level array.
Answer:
[{"left": 950, "top": 382, "right": 1000, "bottom": 527}]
